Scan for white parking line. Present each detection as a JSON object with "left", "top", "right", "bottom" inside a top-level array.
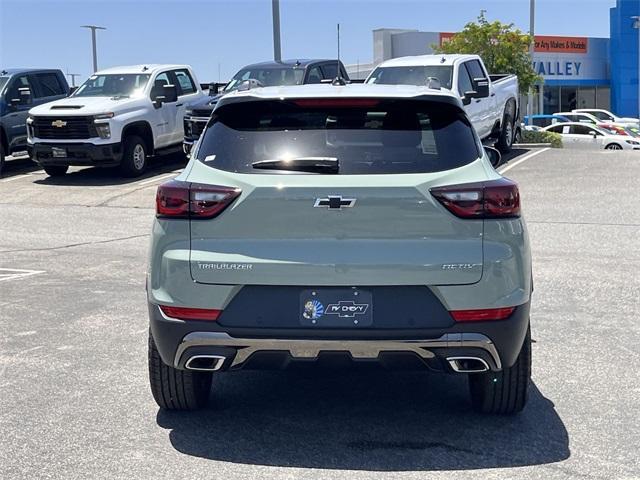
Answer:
[
  {"left": 136, "top": 172, "right": 179, "bottom": 186},
  {"left": 498, "top": 148, "right": 550, "bottom": 174},
  {"left": 0, "top": 268, "right": 46, "bottom": 282},
  {"left": 0, "top": 174, "right": 32, "bottom": 183}
]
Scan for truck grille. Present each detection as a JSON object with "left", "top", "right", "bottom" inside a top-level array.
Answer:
[
  {"left": 32, "top": 116, "right": 97, "bottom": 139},
  {"left": 191, "top": 109, "right": 213, "bottom": 117},
  {"left": 184, "top": 117, "right": 207, "bottom": 138}
]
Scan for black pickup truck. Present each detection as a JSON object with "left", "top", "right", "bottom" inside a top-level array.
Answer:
[
  {"left": 0, "top": 68, "right": 70, "bottom": 175},
  {"left": 183, "top": 59, "right": 349, "bottom": 153}
]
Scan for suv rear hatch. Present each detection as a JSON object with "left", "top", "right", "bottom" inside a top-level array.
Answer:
[{"left": 187, "top": 96, "right": 487, "bottom": 286}]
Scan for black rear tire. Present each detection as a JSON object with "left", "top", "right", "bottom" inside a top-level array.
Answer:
[
  {"left": 468, "top": 325, "right": 531, "bottom": 414},
  {"left": 496, "top": 113, "right": 514, "bottom": 154},
  {"left": 119, "top": 135, "right": 147, "bottom": 177},
  {"left": 148, "top": 332, "right": 212, "bottom": 410},
  {"left": 0, "top": 142, "right": 5, "bottom": 178},
  {"left": 43, "top": 165, "right": 69, "bottom": 177},
  {"left": 514, "top": 126, "right": 522, "bottom": 144}
]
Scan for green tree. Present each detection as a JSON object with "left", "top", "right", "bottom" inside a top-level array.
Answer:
[{"left": 434, "top": 12, "right": 541, "bottom": 93}]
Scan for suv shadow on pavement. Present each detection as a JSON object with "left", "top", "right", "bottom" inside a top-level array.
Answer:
[
  {"left": 156, "top": 369, "right": 569, "bottom": 471},
  {"left": 497, "top": 147, "right": 529, "bottom": 168}
]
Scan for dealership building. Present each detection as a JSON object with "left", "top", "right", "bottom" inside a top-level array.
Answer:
[{"left": 346, "top": 0, "right": 640, "bottom": 118}]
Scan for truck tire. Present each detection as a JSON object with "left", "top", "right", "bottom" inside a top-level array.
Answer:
[
  {"left": 148, "top": 332, "right": 212, "bottom": 410},
  {"left": 468, "top": 325, "right": 531, "bottom": 414},
  {"left": 496, "top": 112, "right": 514, "bottom": 154},
  {"left": 514, "top": 126, "right": 523, "bottom": 144},
  {"left": 120, "top": 135, "right": 147, "bottom": 177},
  {"left": 43, "top": 165, "right": 69, "bottom": 177},
  {"left": 0, "top": 142, "right": 5, "bottom": 178}
]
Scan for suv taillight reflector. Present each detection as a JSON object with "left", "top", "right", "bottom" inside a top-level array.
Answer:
[
  {"left": 450, "top": 307, "right": 516, "bottom": 322},
  {"left": 156, "top": 180, "right": 240, "bottom": 219},
  {"left": 159, "top": 305, "right": 221, "bottom": 321},
  {"left": 430, "top": 178, "right": 520, "bottom": 219}
]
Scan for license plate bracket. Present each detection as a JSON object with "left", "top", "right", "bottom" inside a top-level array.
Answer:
[{"left": 300, "top": 288, "right": 373, "bottom": 327}]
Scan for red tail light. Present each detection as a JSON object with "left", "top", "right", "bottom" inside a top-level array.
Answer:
[
  {"left": 430, "top": 178, "right": 520, "bottom": 219},
  {"left": 156, "top": 180, "right": 241, "bottom": 219},
  {"left": 159, "top": 305, "right": 221, "bottom": 321},
  {"left": 450, "top": 307, "right": 516, "bottom": 322}
]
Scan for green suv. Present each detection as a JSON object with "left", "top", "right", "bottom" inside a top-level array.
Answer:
[{"left": 147, "top": 84, "right": 532, "bottom": 414}]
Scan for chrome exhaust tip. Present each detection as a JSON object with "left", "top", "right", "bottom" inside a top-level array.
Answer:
[
  {"left": 184, "top": 355, "right": 226, "bottom": 371},
  {"left": 447, "top": 356, "right": 490, "bottom": 373}
]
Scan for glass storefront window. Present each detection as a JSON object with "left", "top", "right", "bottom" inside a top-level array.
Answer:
[
  {"left": 577, "top": 88, "right": 596, "bottom": 110},
  {"left": 543, "top": 86, "right": 560, "bottom": 114},
  {"left": 596, "top": 86, "right": 611, "bottom": 110},
  {"left": 519, "top": 84, "right": 611, "bottom": 119},
  {"left": 560, "top": 87, "right": 578, "bottom": 112}
]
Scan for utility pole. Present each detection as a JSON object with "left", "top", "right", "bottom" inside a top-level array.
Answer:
[
  {"left": 528, "top": 0, "right": 536, "bottom": 117},
  {"left": 80, "top": 25, "right": 106, "bottom": 73},
  {"left": 66, "top": 72, "right": 80, "bottom": 87},
  {"left": 272, "top": 0, "right": 282, "bottom": 62}
]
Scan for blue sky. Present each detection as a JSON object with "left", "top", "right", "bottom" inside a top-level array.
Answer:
[{"left": 0, "top": 0, "right": 616, "bottom": 85}]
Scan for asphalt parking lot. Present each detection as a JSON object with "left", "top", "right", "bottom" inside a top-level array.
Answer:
[{"left": 1, "top": 148, "right": 639, "bottom": 479}]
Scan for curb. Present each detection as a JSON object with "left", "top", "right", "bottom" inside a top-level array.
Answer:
[{"left": 514, "top": 143, "right": 553, "bottom": 148}]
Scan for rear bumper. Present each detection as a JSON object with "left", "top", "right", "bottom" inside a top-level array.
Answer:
[
  {"left": 29, "top": 142, "right": 123, "bottom": 167},
  {"left": 149, "top": 301, "right": 530, "bottom": 373}
]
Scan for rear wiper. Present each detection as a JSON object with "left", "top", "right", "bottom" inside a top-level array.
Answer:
[{"left": 251, "top": 157, "right": 339, "bottom": 174}]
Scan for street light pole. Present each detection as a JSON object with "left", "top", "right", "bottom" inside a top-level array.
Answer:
[
  {"left": 66, "top": 72, "right": 80, "bottom": 88},
  {"left": 528, "top": 0, "right": 536, "bottom": 117},
  {"left": 80, "top": 25, "right": 106, "bottom": 73},
  {"left": 632, "top": 16, "right": 640, "bottom": 118},
  {"left": 271, "top": 0, "right": 282, "bottom": 62}
]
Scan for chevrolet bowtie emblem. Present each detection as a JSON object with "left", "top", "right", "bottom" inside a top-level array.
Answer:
[
  {"left": 313, "top": 195, "right": 356, "bottom": 209},
  {"left": 51, "top": 120, "right": 67, "bottom": 128}
]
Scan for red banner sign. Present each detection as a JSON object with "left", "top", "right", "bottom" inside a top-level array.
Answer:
[{"left": 439, "top": 32, "right": 588, "bottom": 54}]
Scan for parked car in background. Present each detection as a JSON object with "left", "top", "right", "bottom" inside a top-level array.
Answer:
[
  {"left": 0, "top": 68, "right": 69, "bottom": 176},
  {"left": 598, "top": 123, "right": 640, "bottom": 138},
  {"left": 27, "top": 64, "right": 206, "bottom": 177},
  {"left": 523, "top": 114, "right": 570, "bottom": 128},
  {"left": 554, "top": 111, "right": 600, "bottom": 124},
  {"left": 183, "top": 59, "right": 349, "bottom": 153},
  {"left": 365, "top": 54, "right": 519, "bottom": 153},
  {"left": 543, "top": 122, "right": 640, "bottom": 150},
  {"left": 573, "top": 108, "right": 638, "bottom": 125},
  {"left": 149, "top": 83, "right": 533, "bottom": 414}
]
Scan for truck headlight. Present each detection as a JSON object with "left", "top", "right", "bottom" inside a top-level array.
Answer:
[
  {"left": 27, "top": 116, "right": 35, "bottom": 138},
  {"left": 93, "top": 113, "right": 113, "bottom": 139},
  {"left": 94, "top": 122, "right": 111, "bottom": 139}
]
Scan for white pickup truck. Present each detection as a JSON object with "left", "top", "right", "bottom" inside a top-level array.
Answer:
[
  {"left": 27, "top": 64, "right": 206, "bottom": 177},
  {"left": 366, "top": 54, "right": 519, "bottom": 152}
]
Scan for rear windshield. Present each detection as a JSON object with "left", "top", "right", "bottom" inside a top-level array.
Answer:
[
  {"left": 367, "top": 66, "right": 454, "bottom": 90},
  {"left": 196, "top": 99, "right": 480, "bottom": 175}
]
